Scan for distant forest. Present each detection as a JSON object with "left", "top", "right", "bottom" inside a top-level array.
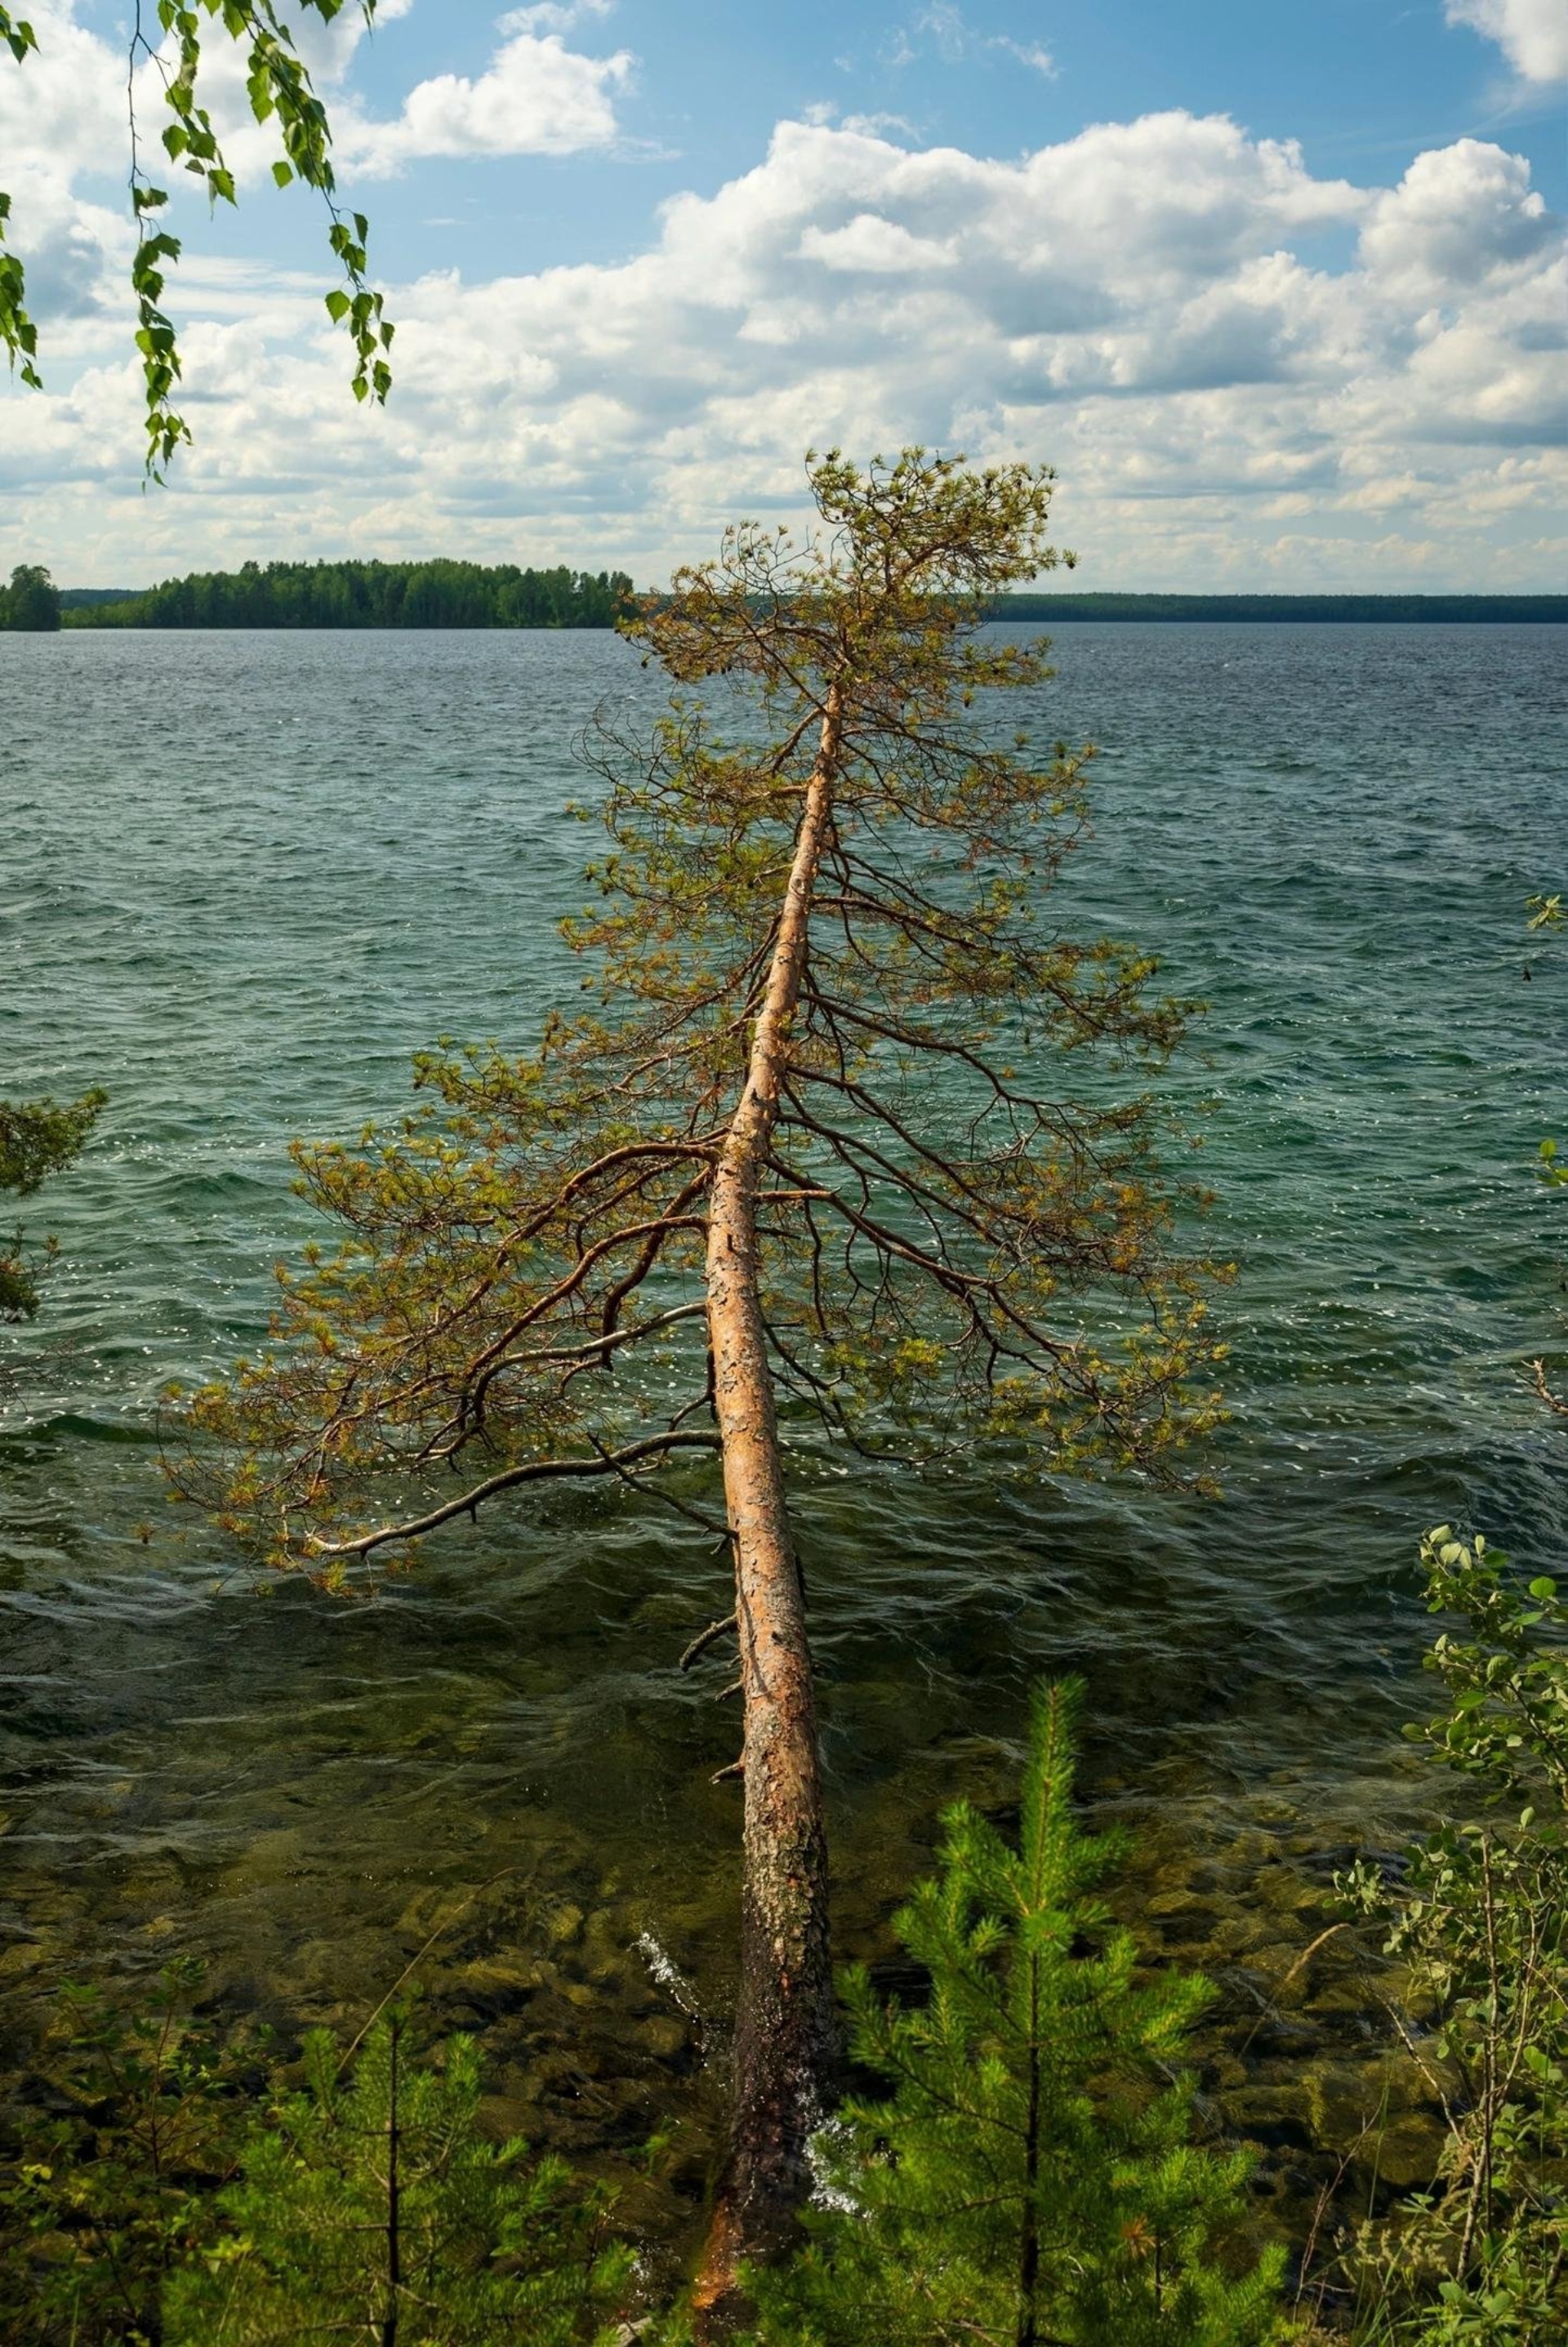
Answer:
[
  {"left": 64, "top": 559, "right": 636, "bottom": 630},
  {"left": 987, "top": 591, "right": 1568, "bottom": 622}
]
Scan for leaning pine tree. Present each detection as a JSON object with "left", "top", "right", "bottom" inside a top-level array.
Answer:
[{"left": 174, "top": 449, "right": 1224, "bottom": 2328}]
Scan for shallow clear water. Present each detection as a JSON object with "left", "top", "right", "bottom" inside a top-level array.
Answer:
[{"left": 2, "top": 623, "right": 1565, "bottom": 2241}]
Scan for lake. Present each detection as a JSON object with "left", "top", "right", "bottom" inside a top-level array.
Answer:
[{"left": 2, "top": 621, "right": 1565, "bottom": 2251}]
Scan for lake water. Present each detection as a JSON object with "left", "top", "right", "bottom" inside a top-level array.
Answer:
[{"left": 2, "top": 623, "right": 1566, "bottom": 2253}]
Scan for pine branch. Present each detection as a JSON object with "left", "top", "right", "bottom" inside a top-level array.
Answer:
[{"left": 303, "top": 1427, "right": 721, "bottom": 1561}]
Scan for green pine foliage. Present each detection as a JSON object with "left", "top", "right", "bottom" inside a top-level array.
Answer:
[
  {"left": 749, "top": 1680, "right": 1287, "bottom": 2347},
  {"left": 165, "top": 2013, "right": 636, "bottom": 2346},
  {"left": 0, "top": 1083, "right": 105, "bottom": 1319}
]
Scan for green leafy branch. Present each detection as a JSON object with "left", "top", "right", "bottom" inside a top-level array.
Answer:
[
  {"left": 0, "top": 11, "right": 42, "bottom": 388},
  {"left": 0, "top": 1957, "right": 259, "bottom": 2345},
  {"left": 128, "top": 0, "right": 395, "bottom": 473},
  {"left": 1, "top": 0, "right": 393, "bottom": 478}
]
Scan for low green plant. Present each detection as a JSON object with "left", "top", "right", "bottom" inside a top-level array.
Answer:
[
  {"left": 1341, "top": 1528, "right": 1568, "bottom": 2342},
  {"left": 0, "top": 1957, "right": 254, "bottom": 2345},
  {"left": 746, "top": 1678, "right": 1287, "bottom": 2347},
  {"left": 0, "top": 1975, "right": 639, "bottom": 2346},
  {"left": 166, "top": 2010, "right": 636, "bottom": 2345}
]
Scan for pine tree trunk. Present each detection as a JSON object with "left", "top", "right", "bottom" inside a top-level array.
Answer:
[{"left": 691, "top": 684, "right": 843, "bottom": 2334}]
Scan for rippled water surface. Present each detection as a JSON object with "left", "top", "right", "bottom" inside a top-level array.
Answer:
[{"left": 2, "top": 623, "right": 1565, "bottom": 2239}]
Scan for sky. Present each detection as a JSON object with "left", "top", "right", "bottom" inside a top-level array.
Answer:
[{"left": 1, "top": 0, "right": 1564, "bottom": 589}]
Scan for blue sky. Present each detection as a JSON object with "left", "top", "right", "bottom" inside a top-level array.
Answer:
[
  {"left": 330, "top": 0, "right": 1568, "bottom": 274},
  {"left": 2, "top": 0, "right": 1564, "bottom": 586}
]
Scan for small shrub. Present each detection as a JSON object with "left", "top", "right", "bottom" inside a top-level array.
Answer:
[{"left": 1341, "top": 1528, "right": 1568, "bottom": 2342}]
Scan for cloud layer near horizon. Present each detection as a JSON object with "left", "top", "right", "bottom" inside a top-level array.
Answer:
[{"left": 1, "top": 6, "right": 1564, "bottom": 587}]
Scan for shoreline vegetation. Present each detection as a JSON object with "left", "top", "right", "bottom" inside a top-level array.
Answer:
[{"left": 38, "top": 568, "right": 1568, "bottom": 630}]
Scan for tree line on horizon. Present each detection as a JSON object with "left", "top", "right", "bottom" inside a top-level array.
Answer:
[
  {"left": 65, "top": 557, "right": 635, "bottom": 631},
  {"left": 30, "top": 572, "right": 1567, "bottom": 631},
  {"left": 991, "top": 590, "right": 1568, "bottom": 623}
]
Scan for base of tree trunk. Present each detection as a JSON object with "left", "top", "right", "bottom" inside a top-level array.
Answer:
[
  {"left": 688, "top": 2198, "right": 749, "bottom": 2338},
  {"left": 689, "top": 1677, "right": 833, "bottom": 2334}
]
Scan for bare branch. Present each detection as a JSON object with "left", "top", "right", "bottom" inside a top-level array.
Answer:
[
  {"left": 680, "top": 1614, "right": 739, "bottom": 1672},
  {"left": 305, "top": 1427, "right": 721, "bottom": 1561}
]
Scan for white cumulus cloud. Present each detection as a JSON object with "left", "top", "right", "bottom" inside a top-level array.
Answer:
[
  {"left": 1446, "top": 0, "right": 1568, "bottom": 82},
  {"left": 336, "top": 22, "right": 633, "bottom": 172},
  {"left": 1359, "top": 138, "right": 1552, "bottom": 290}
]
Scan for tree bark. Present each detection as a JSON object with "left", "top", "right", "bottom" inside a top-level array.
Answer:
[{"left": 691, "top": 683, "right": 844, "bottom": 2332}]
